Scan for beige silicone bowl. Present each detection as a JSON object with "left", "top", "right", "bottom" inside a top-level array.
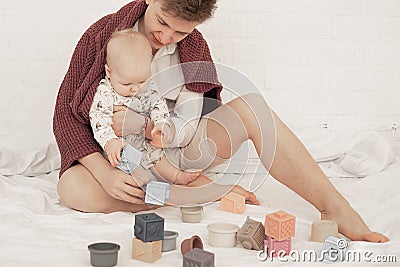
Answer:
[
  {"left": 309, "top": 220, "right": 339, "bottom": 243},
  {"left": 180, "top": 206, "right": 203, "bottom": 223},
  {"left": 207, "top": 222, "right": 239, "bottom": 247}
]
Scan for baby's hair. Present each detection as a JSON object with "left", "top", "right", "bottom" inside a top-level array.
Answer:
[
  {"left": 106, "top": 29, "right": 151, "bottom": 66},
  {"left": 160, "top": 0, "right": 217, "bottom": 23}
]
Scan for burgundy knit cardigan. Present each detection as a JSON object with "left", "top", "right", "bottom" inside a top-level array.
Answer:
[{"left": 53, "top": 0, "right": 222, "bottom": 176}]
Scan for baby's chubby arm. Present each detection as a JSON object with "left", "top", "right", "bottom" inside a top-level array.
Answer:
[{"left": 89, "top": 83, "right": 120, "bottom": 149}]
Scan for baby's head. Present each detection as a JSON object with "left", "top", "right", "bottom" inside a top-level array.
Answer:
[{"left": 105, "top": 29, "right": 152, "bottom": 97}]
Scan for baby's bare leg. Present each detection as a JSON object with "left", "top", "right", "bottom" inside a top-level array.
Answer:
[
  {"left": 153, "top": 156, "right": 200, "bottom": 185},
  {"left": 187, "top": 176, "right": 258, "bottom": 204}
]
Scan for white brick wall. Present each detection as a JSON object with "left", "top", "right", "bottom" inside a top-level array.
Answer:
[
  {"left": 199, "top": 0, "right": 400, "bottom": 131},
  {"left": 0, "top": 0, "right": 399, "bottom": 147}
]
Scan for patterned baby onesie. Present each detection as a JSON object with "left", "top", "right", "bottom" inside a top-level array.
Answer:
[{"left": 89, "top": 77, "right": 169, "bottom": 169}]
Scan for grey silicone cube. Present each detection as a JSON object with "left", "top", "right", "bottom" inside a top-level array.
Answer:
[
  {"left": 183, "top": 248, "right": 215, "bottom": 267},
  {"left": 116, "top": 144, "right": 142, "bottom": 174},
  {"left": 134, "top": 213, "right": 164, "bottom": 242},
  {"left": 88, "top": 242, "right": 120, "bottom": 267},
  {"left": 144, "top": 181, "right": 170, "bottom": 206}
]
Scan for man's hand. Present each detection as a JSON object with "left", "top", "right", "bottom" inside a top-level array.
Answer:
[
  {"left": 79, "top": 152, "right": 146, "bottom": 204},
  {"left": 100, "top": 166, "right": 146, "bottom": 204}
]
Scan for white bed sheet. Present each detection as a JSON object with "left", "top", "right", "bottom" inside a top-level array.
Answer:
[{"left": 1, "top": 132, "right": 399, "bottom": 267}]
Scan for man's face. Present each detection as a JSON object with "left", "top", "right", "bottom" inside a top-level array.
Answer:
[{"left": 143, "top": 0, "right": 200, "bottom": 50}]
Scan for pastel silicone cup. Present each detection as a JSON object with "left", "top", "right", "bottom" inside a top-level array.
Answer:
[
  {"left": 207, "top": 222, "right": 239, "bottom": 247},
  {"left": 181, "top": 235, "right": 204, "bottom": 256},
  {"left": 88, "top": 242, "right": 120, "bottom": 267},
  {"left": 309, "top": 220, "right": 339, "bottom": 243},
  {"left": 162, "top": 230, "right": 179, "bottom": 252},
  {"left": 180, "top": 206, "right": 203, "bottom": 223}
]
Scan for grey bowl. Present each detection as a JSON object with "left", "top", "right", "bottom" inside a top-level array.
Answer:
[
  {"left": 162, "top": 230, "right": 179, "bottom": 252},
  {"left": 88, "top": 242, "right": 120, "bottom": 267}
]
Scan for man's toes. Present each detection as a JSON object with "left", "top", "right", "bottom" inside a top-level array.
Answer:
[{"left": 364, "top": 232, "right": 389, "bottom": 243}]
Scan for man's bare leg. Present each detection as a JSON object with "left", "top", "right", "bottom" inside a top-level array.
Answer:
[
  {"left": 203, "top": 93, "right": 388, "bottom": 242},
  {"left": 57, "top": 164, "right": 152, "bottom": 213}
]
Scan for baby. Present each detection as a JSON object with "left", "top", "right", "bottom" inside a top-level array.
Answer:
[
  {"left": 89, "top": 29, "right": 258, "bottom": 204},
  {"left": 89, "top": 29, "right": 198, "bottom": 185}
]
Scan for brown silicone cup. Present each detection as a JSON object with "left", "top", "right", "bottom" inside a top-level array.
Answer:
[
  {"left": 180, "top": 235, "right": 204, "bottom": 256},
  {"left": 309, "top": 220, "right": 339, "bottom": 243},
  {"left": 150, "top": 132, "right": 163, "bottom": 148}
]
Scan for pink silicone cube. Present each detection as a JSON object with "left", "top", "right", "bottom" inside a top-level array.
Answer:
[
  {"left": 264, "top": 236, "right": 292, "bottom": 257},
  {"left": 264, "top": 210, "right": 295, "bottom": 241},
  {"left": 221, "top": 192, "right": 245, "bottom": 214}
]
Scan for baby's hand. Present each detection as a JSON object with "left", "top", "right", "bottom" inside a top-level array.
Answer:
[
  {"left": 151, "top": 122, "right": 174, "bottom": 145},
  {"left": 105, "top": 138, "right": 123, "bottom": 167}
]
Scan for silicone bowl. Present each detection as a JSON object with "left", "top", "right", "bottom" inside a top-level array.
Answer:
[
  {"left": 162, "top": 230, "right": 179, "bottom": 252},
  {"left": 181, "top": 235, "right": 204, "bottom": 255},
  {"left": 309, "top": 220, "right": 339, "bottom": 243},
  {"left": 180, "top": 206, "right": 203, "bottom": 223},
  {"left": 88, "top": 242, "right": 120, "bottom": 267},
  {"left": 207, "top": 222, "right": 239, "bottom": 247}
]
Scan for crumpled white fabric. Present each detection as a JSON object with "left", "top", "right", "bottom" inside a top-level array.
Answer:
[
  {"left": 339, "top": 132, "right": 395, "bottom": 177},
  {"left": 0, "top": 142, "right": 60, "bottom": 176},
  {"left": 298, "top": 129, "right": 397, "bottom": 178}
]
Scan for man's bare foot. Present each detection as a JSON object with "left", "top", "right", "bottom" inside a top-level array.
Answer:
[
  {"left": 173, "top": 170, "right": 200, "bottom": 185},
  {"left": 321, "top": 203, "right": 389, "bottom": 243}
]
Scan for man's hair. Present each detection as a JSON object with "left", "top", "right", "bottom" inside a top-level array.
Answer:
[{"left": 160, "top": 0, "right": 217, "bottom": 23}]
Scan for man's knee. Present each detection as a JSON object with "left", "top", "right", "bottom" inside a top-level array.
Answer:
[
  {"left": 57, "top": 165, "right": 90, "bottom": 210},
  {"left": 240, "top": 93, "right": 268, "bottom": 112}
]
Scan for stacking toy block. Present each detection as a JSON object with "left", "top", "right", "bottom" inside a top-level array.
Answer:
[
  {"left": 237, "top": 217, "right": 265, "bottom": 250},
  {"left": 265, "top": 210, "right": 295, "bottom": 241},
  {"left": 221, "top": 192, "right": 245, "bottom": 214},
  {"left": 132, "top": 238, "right": 162, "bottom": 263},
  {"left": 321, "top": 236, "right": 348, "bottom": 263},
  {"left": 144, "top": 181, "right": 170, "bottom": 206},
  {"left": 134, "top": 213, "right": 164, "bottom": 242},
  {"left": 183, "top": 248, "right": 215, "bottom": 267},
  {"left": 117, "top": 144, "right": 142, "bottom": 174},
  {"left": 264, "top": 236, "right": 291, "bottom": 257}
]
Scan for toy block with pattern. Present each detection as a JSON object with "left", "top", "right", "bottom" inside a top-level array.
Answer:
[
  {"left": 264, "top": 236, "right": 292, "bottom": 257},
  {"left": 220, "top": 192, "right": 245, "bottom": 214},
  {"left": 183, "top": 248, "right": 215, "bottom": 267},
  {"left": 117, "top": 144, "right": 142, "bottom": 174},
  {"left": 237, "top": 216, "right": 266, "bottom": 250},
  {"left": 144, "top": 181, "right": 170, "bottom": 206},
  {"left": 131, "top": 238, "right": 162, "bottom": 263},
  {"left": 134, "top": 213, "right": 164, "bottom": 242},
  {"left": 264, "top": 210, "right": 295, "bottom": 241}
]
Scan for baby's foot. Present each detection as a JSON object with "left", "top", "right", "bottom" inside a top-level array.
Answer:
[
  {"left": 173, "top": 170, "right": 200, "bottom": 185},
  {"left": 321, "top": 204, "right": 389, "bottom": 242},
  {"left": 232, "top": 185, "right": 260, "bottom": 205},
  {"left": 245, "top": 191, "right": 259, "bottom": 205}
]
